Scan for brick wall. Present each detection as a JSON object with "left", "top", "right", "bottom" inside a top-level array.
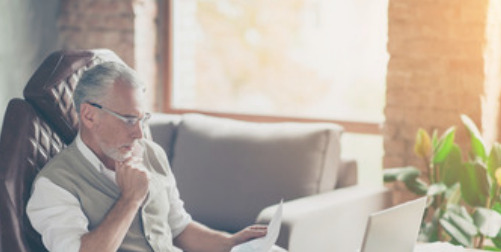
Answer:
[
  {"left": 384, "top": 0, "right": 501, "bottom": 203},
  {"left": 59, "top": 0, "right": 159, "bottom": 110}
]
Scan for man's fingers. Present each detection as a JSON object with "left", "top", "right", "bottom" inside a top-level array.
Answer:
[
  {"left": 248, "top": 227, "right": 267, "bottom": 237},
  {"left": 233, "top": 225, "right": 268, "bottom": 245},
  {"left": 249, "top": 225, "right": 267, "bottom": 231},
  {"left": 247, "top": 225, "right": 267, "bottom": 240}
]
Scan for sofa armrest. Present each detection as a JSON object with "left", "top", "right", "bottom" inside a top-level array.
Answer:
[
  {"left": 256, "top": 186, "right": 392, "bottom": 252},
  {"left": 336, "top": 158, "right": 358, "bottom": 189}
]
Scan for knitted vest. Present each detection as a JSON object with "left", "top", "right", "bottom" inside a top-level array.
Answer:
[{"left": 37, "top": 139, "right": 175, "bottom": 252}]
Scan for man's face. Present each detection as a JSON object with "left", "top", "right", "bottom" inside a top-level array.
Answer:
[{"left": 93, "top": 81, "right": 146, "bottom": 162}]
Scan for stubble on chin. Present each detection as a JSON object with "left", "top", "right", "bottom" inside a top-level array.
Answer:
[{"left": 99, "top": 143, "right": 131, "bottom": 162}]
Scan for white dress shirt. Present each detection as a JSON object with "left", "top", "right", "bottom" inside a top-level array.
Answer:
[{"left": 26, "top": 133, "right": 191, "bottom": 252}]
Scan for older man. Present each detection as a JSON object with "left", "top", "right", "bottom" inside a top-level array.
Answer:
[{"left": 27, "top": 62, "right": 267, "bottom": 252}]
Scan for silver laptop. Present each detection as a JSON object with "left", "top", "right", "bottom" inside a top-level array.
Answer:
[{"left": 359, "top": 196, "right": 428, "bottom": 252}]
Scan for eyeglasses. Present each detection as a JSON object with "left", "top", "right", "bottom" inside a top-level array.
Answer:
[{"left": 87, "top": 102, "right": 151, "bottom": 128}]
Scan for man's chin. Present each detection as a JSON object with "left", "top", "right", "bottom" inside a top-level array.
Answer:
[
  {"left": 116, "top": 149, "right": 133, "bottom": 161},
  {"left": 103, "top": 149, "right": 131, "bottom": 162}
]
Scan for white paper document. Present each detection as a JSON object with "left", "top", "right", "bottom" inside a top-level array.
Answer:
[{"left": 231, "top": 200, "right": 283, "bottom": 252}]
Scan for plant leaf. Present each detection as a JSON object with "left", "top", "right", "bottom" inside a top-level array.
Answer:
[
  {"left": 445, "top": 183, "right": 462, "bottom": 205},
  {"left": 461, "top": 114, "right": 487, "bottom": 161},
  {"left": 440, "top": 218, "right": 473, "bottom": 247},
  {"left": 418, "top": 221, "right": 438, "bottom": 243},
  {"left": 404, "top": 178, "right": 428, "bottom": 195},
  {"left": 492, "top": 231, "right": 501, "bottom": 248},
  {"left": 427, "top": 183, "right": 447, "bottom": 197},
  {"left": 473, "top": 208, "right": 501, "bottom": 237},
  {"left": 440, "top": 144, "right": 462, "bottom": 187},
  {"left": 481, "top": 245, "right": 501, "bottom": 251},
  {"left": 383, "top": 167, "right": 419, "bottom": 183},
  {"left": 432, "top": 129, "right": 439, "bottom": 149},
  {"left": 447, "top": 204, "right": 474, "bottom": 224},
  {"left": 383, "top": 167, "right": 428, "bottom": 195},
  {"left": 488, "top": 143, "right": 501, "bottom": 180},
  {"left": 415, "top": 128, "right": 432, "bottom": 159},
  {"left": 433, "top": 127, "right": 456, "bottom": 164},
  {"left": 460, "top": 162, "right": 489, "bottom": 207},
  {"left": 493, "top": 202, "right": 501, "bottom": 214},
  {"left": 446, "top": 212, "right": 478, "bottom": 237}
]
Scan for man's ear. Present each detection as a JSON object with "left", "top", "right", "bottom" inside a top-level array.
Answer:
[{"left": 79, "top": 103, "right": 97, "bottom": 128}]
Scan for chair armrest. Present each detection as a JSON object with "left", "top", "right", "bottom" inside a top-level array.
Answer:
[{"left": 256, "top": 186, "right": 392, "bottom": 252}]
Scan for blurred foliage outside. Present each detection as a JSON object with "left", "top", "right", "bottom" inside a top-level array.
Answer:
[{"left": 171, "top": 0, "right": 389, "bottom": 123}]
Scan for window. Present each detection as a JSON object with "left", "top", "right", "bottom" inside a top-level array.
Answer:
[
  {"left": 164, "top": 0, "right": 389, "bottom": 185},
  {"left": 165, "top": 0, "right": 388, "bottom": 133}
]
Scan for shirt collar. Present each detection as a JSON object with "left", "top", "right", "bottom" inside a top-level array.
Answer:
[{"left": 75, "top": 132, "right": 117, "bottom": 184}]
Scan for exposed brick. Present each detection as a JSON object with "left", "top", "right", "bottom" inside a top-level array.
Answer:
[
  {"left": 388, "top": 56, "right": 448, "bottom": 74},
  {"left": 382, "top": 121, "right": 400, "bottom": 139},
  {"left": 386, "top": 1, "right": 489, "bottom": 205},
  {"left": 388, "top": 2, "right": 416, "bottom": 22},
  {"left": 416, "top": 5, "right": 461, "bottom": 24},
  {"left": 58, "top": 0, "right": 158, "bottom": 110},
  {"left": 388, "top": 184, "right": 422, "bottom": 206},
  {"left": 384, "top": 138, "right": 408, "bottom": 156},
  {"left": 446, "top": 58, "right": 484, "bottom": 75},
  {"left": 448, "top": 23, "right": 486, "bottom": 42},
  {"left": 397, "top": 122, "right": 420, "bottom": 141},
  {"left": 383, "top": 155, "right": 406, "bottom": 168},
  {"left": 386, "top": 71, "right": 412, "bottom": 91},
  {"left": 388, "top": 22, "right": 425, "bottom": 41},
  {"left": 384, "top": 106, "right": 406, "bottom": 124},
  {"left": 85, "top": 0, "right": 133, "bottom": 16},
  {"left": 460, "top": 3, "right": 489, "bottom": 24}
]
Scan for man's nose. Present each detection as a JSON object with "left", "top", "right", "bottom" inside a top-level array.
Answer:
[{"left": 130, "top": 122, "right": 145, "bottom": 139}]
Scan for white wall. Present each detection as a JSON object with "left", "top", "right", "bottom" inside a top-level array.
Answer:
[{"left": 0, "top": 0, "right": 60, "bottom": 132}]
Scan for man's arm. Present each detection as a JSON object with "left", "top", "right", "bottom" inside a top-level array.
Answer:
[
  {"left": 27, "top": 177, "right": 89, "bottom": 252},
  {"left": 79, "top": 157, "right": 149, "bottom": 252},
  {"left": 78, "top": 196, "right": 142, "bottom": 252},
  {"left": 174, "top": 221, "right": 267, "bottom": 252}
]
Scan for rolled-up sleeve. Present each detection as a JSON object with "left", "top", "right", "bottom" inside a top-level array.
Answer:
[
  {"left": 166, "top": 171, "right": 192, "bottom": 237},
  {"left": 26, "top": 177, "right": 89, "bottom": 252}
]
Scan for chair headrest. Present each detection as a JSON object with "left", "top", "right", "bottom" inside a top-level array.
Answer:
[{"left": 23, "top": 49, "right": 125, "bottom": 144}]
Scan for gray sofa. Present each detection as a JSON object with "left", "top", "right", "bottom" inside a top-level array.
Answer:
[{"left": 148, "top": 113, "right": 392, "bottom": 252}]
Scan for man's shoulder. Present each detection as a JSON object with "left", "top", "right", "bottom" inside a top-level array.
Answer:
[
  {"left": 38, "top": 142, "right": 81, "bottom": 175},
  {"left": 141, "top": 139, "right": 172, "bottom": 174},
  {"left": 141, "top": 139, "right": 166, "bottom": 158}
]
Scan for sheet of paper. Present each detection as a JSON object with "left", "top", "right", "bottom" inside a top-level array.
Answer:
[{"left": 231, "top": 200, "right": 283, "bottom": 252}]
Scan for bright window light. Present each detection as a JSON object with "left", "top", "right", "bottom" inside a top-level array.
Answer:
[{"left": 171, "top": 0, "right": 389, "bottom": 123}]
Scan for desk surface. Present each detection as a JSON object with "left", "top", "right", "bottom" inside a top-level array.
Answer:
[{"left": 414, "top": 243, "right": 485, "bottom": 252}]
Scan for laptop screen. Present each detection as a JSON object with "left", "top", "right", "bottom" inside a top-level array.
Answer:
[{"left": 360, "top": 196, "right": 428, "bottom": 252}]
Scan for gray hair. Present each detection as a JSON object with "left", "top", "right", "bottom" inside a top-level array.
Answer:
[{"left": 73, "top": 62, "right": 144, "bottom": 114}]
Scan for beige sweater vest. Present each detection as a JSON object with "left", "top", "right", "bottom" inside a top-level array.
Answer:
[{"left": 37, "top": 139, "right": 175, "bottom": 252}]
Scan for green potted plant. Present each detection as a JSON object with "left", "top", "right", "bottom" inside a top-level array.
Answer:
[{"left": 384, "top": 115, "right": 501, "bottom": 250}]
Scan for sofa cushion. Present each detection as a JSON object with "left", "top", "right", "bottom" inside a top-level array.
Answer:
[
  {"left": 171, "top": 113, "right": 342, "bottom": 232},
  {"left": 148, "top": 113, "right": 182, "bottom": 164}
]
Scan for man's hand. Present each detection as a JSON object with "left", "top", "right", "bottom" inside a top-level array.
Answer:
[
  {"left": 174, "top": 222, "right": 268, "bottom": 252},
  {"left": 80, "top": 157, "right": 150, "bottom": 252},
  {"left": 115, "top": 156, "right": 149, "bottom": 205},
  {"left": 230, "top": 225, "right": 268, "bottom": 246}
]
